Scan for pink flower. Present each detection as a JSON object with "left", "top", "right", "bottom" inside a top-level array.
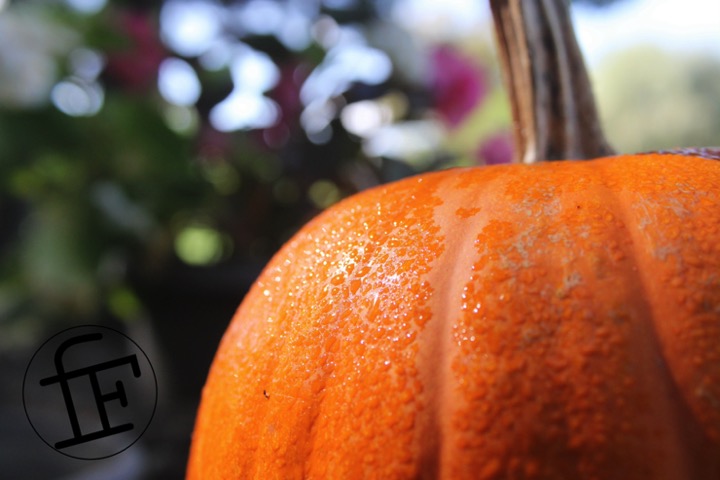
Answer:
[
  {"left": 197, "top": 125, "right": 232, "bottom": 160},
  {"left": 105, "top": 11, "right": 166, "bottom": 92},
  {"left": 431, "top": 46, "right": 487, "bottom": 127},
  {"left": 270, "top": 63, "right": 307, "bottom": 125},
  {"left": 477, "top": 131, "right": 514, "bottom": 165},
  {"left": 257, "top": 62, "right": 309, "bottom": 149}
]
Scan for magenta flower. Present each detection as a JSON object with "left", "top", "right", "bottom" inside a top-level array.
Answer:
[
  {"left": 105, "top": 11, "right": 166, "bottom": 92},
  {"left": 477, "top": 131, "right": 514, "bottom": 165},
  {"left": 257, "top": 62, "right": 308, "bottom": 149},
  {"left": 431, "top": 46, "right": 487, "bottom": 127}
]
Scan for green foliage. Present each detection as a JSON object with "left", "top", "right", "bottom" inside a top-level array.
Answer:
[
  {"left": 593, "top": 46, "right": 720, "bottom": 153},
  {"left": 0, "top": 98, "right": 202, "bottom": 330}
]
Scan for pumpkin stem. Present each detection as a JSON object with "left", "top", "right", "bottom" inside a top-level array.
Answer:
[{"left": 490, "top": 0, "right": 615, "bottom": 163}]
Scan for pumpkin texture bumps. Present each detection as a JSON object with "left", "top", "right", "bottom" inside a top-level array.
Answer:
[{"left": 188, "top": 153, "right": 720, "bottom": 478}]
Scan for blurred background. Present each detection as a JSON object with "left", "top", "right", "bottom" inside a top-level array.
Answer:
[{"left": 1, "top": 0, "right": 719, "bottom": 478}]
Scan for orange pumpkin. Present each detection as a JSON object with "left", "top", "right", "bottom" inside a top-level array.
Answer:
[{"left": 188, "top": 1, "right": 720, "bottom": 478}]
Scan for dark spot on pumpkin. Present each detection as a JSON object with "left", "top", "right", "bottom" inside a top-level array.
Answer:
[{"left": 263, "top": 390, "right": 270, "bottom": 399}]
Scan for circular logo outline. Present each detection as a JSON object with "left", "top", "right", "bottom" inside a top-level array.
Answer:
[{"left": 22, "top": 324, "right": 158, "bottom": 460}]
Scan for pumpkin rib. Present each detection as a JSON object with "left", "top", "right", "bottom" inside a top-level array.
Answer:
[
  {"left": 241, "top": 174, "right": 451, "bottom": 478},
  {"left": 415, "top": 168, "right": 510, "bottom": 476},
  {"left": 429, "top": 157, "right": 720, "bottom": 478},
  {"left": 254, "top": 323, "right": 323, "bottom": 479},
  {"left": 605, "top": 155, "right": 720, "bottom": 478},
  {"left": 443, "top": 161, "right": 626, "bottom": 476},
  {"left": 609, "top": 154, "right": 720, "bottom": 476},
  {"left": 596, "top": 156, "right": 702, "bottom": 478}
]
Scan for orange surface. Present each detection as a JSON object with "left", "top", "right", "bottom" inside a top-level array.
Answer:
[{"left": 188, "top": 153, "right": 720, "bottom": 479}]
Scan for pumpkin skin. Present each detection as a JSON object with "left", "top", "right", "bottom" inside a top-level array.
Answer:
[{"left": 188, "top": 152, "right": 720, "bottom": 479}]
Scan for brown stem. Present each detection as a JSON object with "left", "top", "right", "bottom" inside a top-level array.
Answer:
[{"left": 490, "top": 0, "right": 615, "bottom": 163}]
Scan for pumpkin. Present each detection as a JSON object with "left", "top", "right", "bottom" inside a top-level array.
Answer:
[{"left": 187, "top": 1, "right": 720, "bottom": 478}]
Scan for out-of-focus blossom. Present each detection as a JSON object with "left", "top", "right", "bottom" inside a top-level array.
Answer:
[
  {"left": 477, "top": 131, "right": 514, "bottom": 165},
  {"left": 104, "top": 11, "right": 166, "bottom": 91},
  {"left": 431, "top": 46, "right": 487, "bottom": 127},
  {"left": 259, "top": 62, "right": 309, "bottom": 148},
  {"left": 197, "top": 124, "right": 233, "bottom": 160},
  {"left": 272, "top": 63, "right": 307, "bottom": 123}
]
